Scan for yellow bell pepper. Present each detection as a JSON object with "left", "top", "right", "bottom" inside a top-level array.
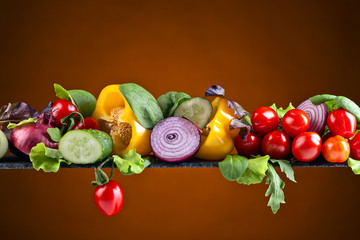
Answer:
[
  {"left": 195, "top": 97, "right": 239, "bottom": 160},
  {"left": 92, "top": 84, "right": 152, "bottom": 156}
]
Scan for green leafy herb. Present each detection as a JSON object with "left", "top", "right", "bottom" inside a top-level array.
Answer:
[
  {"left": 29, "top": 143, "right": 70, "bottom": 172},
  {"left": 113, "top": 149, "right": 147, "bottom": 175},
  {"left": 334, "top": 96, "right": 360, "bottom": 122},
  {"left": 265, "top": 163, "right": 285, "bottom": 214},
  {"left": 119, "top": 83, "right": 163, "bottom": 129},
  {"left": 270, "top": 160, "right": 296, "bottom": 183},
  {"left": 219, "top": 155, "right": 249, "bottom": 181},
  {"left": 237, "top": 155, "right": 270, "bottom": 185},
  {"left": 47, "top": 128, "right": 62, "bottom": 142},
  {"left": 7, "top": 118, "right": 36, "bottom": 129},
  {"left": 54, "top": 84, "right": 97, "bottom": 117},
  {"left": 269, "top": 103, "right": 295, "bottom": 119},
  {"left": 348, "top": 157, "right": 360, "bottom": 175},
  {"left": 157, "top": 91, "right": 191, "bottom": 118}
]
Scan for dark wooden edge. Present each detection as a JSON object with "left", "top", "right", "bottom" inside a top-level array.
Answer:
[{"left": 0, "top": 154, "right": 348, "bottom": 169}]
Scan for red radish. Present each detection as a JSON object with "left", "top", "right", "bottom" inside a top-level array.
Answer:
[
  {"left": 10, "top": 112, "right": 58, "bottom": 155},
  {"left": 150, "top": 117, "right": 201, "bottom": 162}
]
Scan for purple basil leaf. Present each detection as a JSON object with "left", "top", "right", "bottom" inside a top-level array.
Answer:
[
  {"left": 36, "top": 101, "right": 53, "bottom": 116},
  {"left": 230, "top": 118, "right": 251, "bottom": 140},
  {"left": 205, "top": 85, "right": 225, "bottom": 97},
  {"left": 227, "top": 100, "right": 250, "bottom": 118},
  {"left": 0, "top": 102, "right": 37, "bottom": 123}
]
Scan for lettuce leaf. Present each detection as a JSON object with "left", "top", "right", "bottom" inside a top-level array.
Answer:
[
  {"left": 266, "top": 163, "right": 286, "bottom": 214},
  {"left": 29, "top": 143, "right": 70, "bottom": 172},
  {"left": 237, "top": 155, "right": 270, "bottom": 185},
  {"left": 7, "top": 118, "right": 36, "bottom": 129},
  {"left": 348, "top": 157, "right": 360, "bottom": 175},
  {"left": 269, "top": 103, "right": 295, "bottom": 119},
  {"left": 113, "top": 149, "right": 147, "bottom": 175}
]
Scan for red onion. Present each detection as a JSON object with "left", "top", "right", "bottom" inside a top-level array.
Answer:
[
  {"left": 297, "top": 99, "right": 328, "bottom": 134},
  {"left": 10, "top": 112, "right": 59, "bottom": 155},
  {"left": 150, "top": 117, "right": 201, "bottom": 162}
]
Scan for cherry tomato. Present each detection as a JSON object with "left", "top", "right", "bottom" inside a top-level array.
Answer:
[
  {"left": 281, "top": 109, "right": 310, "bottom": 138},
  {"left": 350, "top": 132, "right": 360, "bottom": 160},
  {"left": 322, "top": 135, "right": 350, "bottom": 163},
  {"left": 94, "top": 180, "right": 124, "bottom": 216},
  {"left": 327, "top": 109, "right": 357, "bottom": 139},
  {"left": 251, "top": 107, "right": 279, "bottom": 135},
  {"left": 234, "top": 131, "right": 262, "bottom": 158},
  {"left": 73, "top": 117, "right": 100, "bottom": 130},
  {"left": 52, "top": 99, "right": 78, "bottom": 128},
  {"left": 292, "top": 132, "right": 322, "bottom": 162},
  {"left": 261, "top": 130, "right": 291, "bottom": 159}
]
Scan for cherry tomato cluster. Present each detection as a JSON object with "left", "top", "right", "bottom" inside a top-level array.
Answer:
[
  {"left": 235, "top": 106, "right": 360, "bottom": 163},
  {"left": 51, "top": 99, "right": 100, "bottom": 130}
]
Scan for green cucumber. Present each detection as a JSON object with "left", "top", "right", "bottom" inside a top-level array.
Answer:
[
  {"left": 173, "top": 97, "right": 212, "bottom": 129},
  {"left": 59, "top": 129, "right": 113, "bottom": 164},
  {"left": 0, "top": 130, "right": 9, "bottom": 159}
]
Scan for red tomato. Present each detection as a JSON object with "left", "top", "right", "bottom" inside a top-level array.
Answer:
[
  {"left": 251, "top": 107, "right": 279, "bottom": 135},
  {"left": 261, "top": 130, "right": 291, "bottom": 159},
  {"left": 292, "top": 132, "right": 322, "bottom": 162},
  {"left": 327, "top": 109, "right": 357, "bottom": 139},
  {"left": 322, "top": 135, "right": 350, "bottom": 163},
  {"left": 350, "top": 132, "right": 360, "bottom": 160},
  {"left": 73, "top": 117, "right": 100, "bottom": 130},
  {"left": 52, "top": 99, "right": 78, "bottom": 128},
  {"left": 94, "top": 180, "right": 124, "bottom": 216},
  {"left": 234, "top": 131, "right": 262, "bottom": 158},
  {"left": 281, "top": 109, "right": 310, "bottom": 138}
]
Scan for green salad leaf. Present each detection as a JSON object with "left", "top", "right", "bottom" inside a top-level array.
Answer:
[
  {"left": 47, "top": 128, "right": 62, "bottom": 142},
  {"left": 157, "top": 91, "right": 191, "bottom": 118},
  {"left": 237, "top": 155, "right": 270, "bottom": 185},
  {"left": 219, "top": 155, "right": 249, "bottom": 181},
  {"left": 54, "top": 84, "right": 97, "bottom": 117},
  {"left": 119, "top": 83, "right": 163, "bottom": 129},
  {"left": 7, "top": 118, "right": 36, "bottom": 129},
  {"left": 271, "top": 160, "right": 296, "bottom": 183},
  {"left": 265, "top": 163, "right": 285, "bottom": 214},
  {"left": 269, "top": 103, "right": 295, "bottom": 119},
  {"left": 29, "top": 143, "right": 70, "bottom": 172},
  {"left": 348, "top": 157, "right": 360, "bottom": 175},
  {"left": 113, "top": 149, "right": 147, "bottom": 175}
]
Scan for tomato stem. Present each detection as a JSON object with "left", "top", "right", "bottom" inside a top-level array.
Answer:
[{"left": 91, "top": 158, "right": 115, "bottom": 186}]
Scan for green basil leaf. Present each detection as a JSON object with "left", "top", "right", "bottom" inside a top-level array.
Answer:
[
  {"left": 7, "top": 118, "right": 36, "bottom": 129},
  {"left": 324, "top": 100, "right": 339, "bottom": 112},
  {"left": 47, "top": 128, "right": 62, "bottom": 143},
  {"left": 54, "top": 84, "right": 73, "bottom": 102},
  {"left": 219, "top": 155, "right": 249, "bottom": 181},
  {"left": 309, "top": 94, "right": 337, "bottom": 105},
  {"left": 68, "top": 90, "right": 97, "bottom": 118},
  {"left": 157, "top": 91, "right": 191, "bottom": 118},
  {"left": 237, "top": 155, "right": 270, "bottom": 185},
  {"left": 113, "top": 149, "right": 146, "bottom": 175},
  {"left": 29, "top": 143, "right": 70, "bottom": 173},
  {"left": 271, "top": 160, "right": 296, "bottom": 183},
  {"left": 269, "top": 103, "right": 295, "bottom": 119},
  {"left": 335, "top": 96, "right": 360, "bottom": 122},
  {"left": 265, "top": 163, "right": 285, "bottom": 214},
  {"left": 119, "top": 83, "right": 163, "bottom": 129},
  {"left": 348, "top": 157, "right": 360, "bottom": 175}
]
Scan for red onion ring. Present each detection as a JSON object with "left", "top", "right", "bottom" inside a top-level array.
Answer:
[
  {"left": 150, "top": 117, "right": 201, "bottom": 162},
  {"left": 297, "top": 99, "right": 328, "bottom": 134}
]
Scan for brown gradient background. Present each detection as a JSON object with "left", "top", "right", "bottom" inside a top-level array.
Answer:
[{"left": 0, "top": 1, "right": 360, "bottom": 239}]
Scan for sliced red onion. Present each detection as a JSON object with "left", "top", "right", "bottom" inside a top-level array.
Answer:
[
  {"left": 297, "top": 99, "right": 328, "bottom": 134},
  {"left": 150, "top": 117, "right": 201, "bottom": 162}
]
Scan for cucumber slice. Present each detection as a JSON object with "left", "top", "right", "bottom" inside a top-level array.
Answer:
[
  {"left": 173, "top": 97, "right": 213, "bottom": 129},
  {"left": 59, "top": 130, "right": 113, "bottom": 164},
  {"left": 0, "top": 130, "right": 9, "bottom": 159}
]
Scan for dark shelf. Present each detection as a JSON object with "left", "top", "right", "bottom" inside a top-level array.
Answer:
[{"left": 0, "top": 154, "right": 348, "bottom": 169}]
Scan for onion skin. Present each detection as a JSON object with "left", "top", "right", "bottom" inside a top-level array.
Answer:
[
  {"left": 150, "top": 117, "right": 201, "bottom": 162},
  {"left": 297, "top": 99, "right": 328, "bottom": 135},
  {"left": 10, "top": 112, "right": 58, "bottom": 155}
]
